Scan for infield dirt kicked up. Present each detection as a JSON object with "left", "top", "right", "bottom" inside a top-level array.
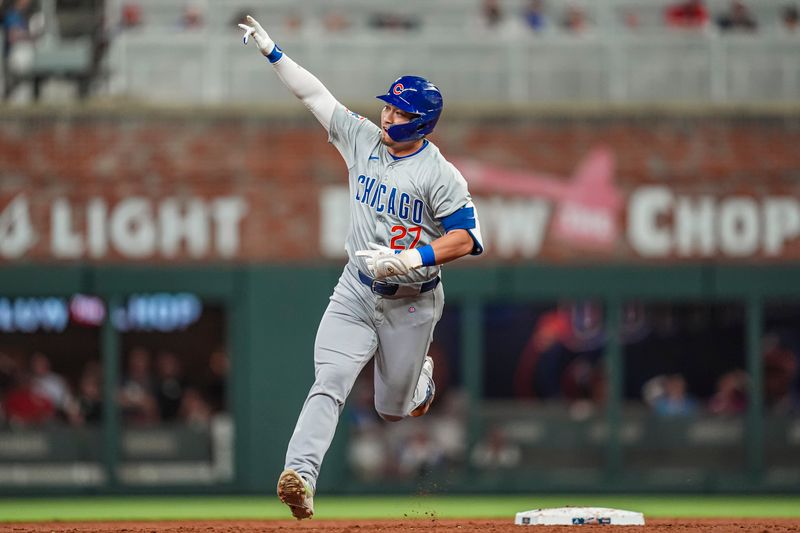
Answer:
[{"left": 6, "top": 519, "right": 800, "bottom": 532}]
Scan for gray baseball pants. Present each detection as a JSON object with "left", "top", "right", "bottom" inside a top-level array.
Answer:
[{"left": 283, "top": 263, "right": 444, "bottom": 492}]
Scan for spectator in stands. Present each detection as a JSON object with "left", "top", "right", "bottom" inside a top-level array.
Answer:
[
  {"left": 782, "top": 5, "right": 799, "bottom": 32},
  {"left": 119, "top": 2, "right": 143, "bottom": 30},
  {"left": 0, "top": 350, "right": 19, "bottom": 396},
  {"left": 1, "top": 350, "right": 22, "bottom": 424},
  {"left": 203, "top": 347, "right": 228, "bottom": 413},
  {"left": 180, "top": 2, "right": 204, "bottom": 31},
  {"left": 429, "top": 392, "right": 467, "bottom": 464},
  {"left": 323, "top": 10, "right": 350, "bottom": 33},
  {"left": 368, "top": 12, "right": 420, "bottom": 31},
  {"left": 523, "top": 0, "right": 548, "bottom": 32},
  {"left": 717, "top": 1, "right": 757, "bottom": 32},
  {"left": 473, "top": 0, "right": 525, "bottom": 36},
  {"left": 154, "top": 350, "right": 185, "bottom": 421},
  {"left": 513, "top": 307, "right": 574, "bottom": 399},
  {"left": 348, "top": 426, "right": 388, "bottom": 481},
  {"left": 708, "top": 369, "right": 748, "bottom": 415},
  {"left": 622, "top": 8, "right": 641, "bottom": 30},
  {"left": 470, "top": 425, "right": 522, "bottom": 469},
  {"left": 513, "top": 302, "right": 606, "bottom": 400},
  {"left": 30, "top": 351, "right": 79, "bottom": 423},
  {"left": 665, "top": 0, "right": 709, "bottom": 29},
  {"left": 561, "top": 4, "right": 589, "bottom": 34},
  {"left": 3, "top": 369, "right": 56, "bottom": 426},
  {"left": 76, "top": 361, "right": 103, "bottom": 424},
  {"left": 2, "top": 0, "right": 37, "bottom": 100},
  {"left": 481, "top": 0, "right": 503, "bottom": 29},
  {"left": 643, "top": 374, "right": 698, "bottom": 417},
  {"left": 763, "top": 334, "right": 798, "bottom": 412},
  {"left": 119, "top": 346, "right": 158, "bottom": 425},
  {"left": 396, "top": 428, "right": 443, "bottom": 478},
  {"left": 561, "top": 356, "right": 606, "bottom": 419},
  {"left": 283, "top": 10, "right": 303, "bottom": 33},
  {"left": 179, "top": 387, "right": 211, "bottom": 427}
]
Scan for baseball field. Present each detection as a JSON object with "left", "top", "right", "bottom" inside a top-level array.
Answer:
[{"left": 2, "top": 494, "right": 800, "bottom": 532}]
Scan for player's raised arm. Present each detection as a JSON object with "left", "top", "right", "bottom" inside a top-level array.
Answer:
[{"left": 239, "top": 15, "right": 338, "bottom": 132}]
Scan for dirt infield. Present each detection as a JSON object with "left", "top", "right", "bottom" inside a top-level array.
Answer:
[{"left": 6, "top": 519, "right": 800, "bottom": 532}]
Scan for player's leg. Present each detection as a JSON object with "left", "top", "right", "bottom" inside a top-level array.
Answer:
[
  {"left": 373, "top": 283, "right": 444, "bottom": 419},
  {"left": 378, "top": 353, "right": 434, "bottom": 421},
  {"left": 281, "top": 287, "right": 377, "bottom": 517},
  {"left": 409, "top": 354, "right": 435, "bottom": 417}
]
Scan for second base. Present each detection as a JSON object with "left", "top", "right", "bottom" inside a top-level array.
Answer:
[{"left": 515, "top": 507, "right": 645, "bottom": 526}]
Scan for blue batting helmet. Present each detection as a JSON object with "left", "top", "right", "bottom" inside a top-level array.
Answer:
[{"left": 376, "top": 75, "right": 443, "bottom": 142}]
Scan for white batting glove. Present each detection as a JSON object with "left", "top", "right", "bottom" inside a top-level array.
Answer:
[
  {"left": 238, "top": 15, "right": 276, "bottom": 56},
  {"left": 355, "top": 242, "right": 423, "bottom": 280}
]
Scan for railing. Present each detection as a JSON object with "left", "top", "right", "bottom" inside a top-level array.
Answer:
[{"left": 105, "top": 32, "right": 800, "bottom": 105}]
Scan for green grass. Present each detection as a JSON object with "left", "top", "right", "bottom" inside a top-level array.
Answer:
[{"left": 2, "top": 495, "right": 800, "bottom": 522}]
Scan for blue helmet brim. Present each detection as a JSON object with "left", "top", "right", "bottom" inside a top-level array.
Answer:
[{"left": 376, "top": 94, "right": 420, "bottom": 116}]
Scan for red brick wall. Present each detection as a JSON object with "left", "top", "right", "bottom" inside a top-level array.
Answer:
[
  {"left": 1, "top": 110, "right": 798, "bottom": 263},
  {"left": 451, "top": 117, "right": 800, "bottom": 188}
]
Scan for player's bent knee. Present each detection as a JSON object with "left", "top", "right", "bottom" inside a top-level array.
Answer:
[{"left": 377, "top": 412, "right": 403, "bottom": 422}]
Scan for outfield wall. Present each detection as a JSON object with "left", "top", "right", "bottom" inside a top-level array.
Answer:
[
  {"left": 1, "top": 106, "right": 799, "bottom": 264},
  {"left": 1, "top": 109, "right": 799, "bottom": 494}
]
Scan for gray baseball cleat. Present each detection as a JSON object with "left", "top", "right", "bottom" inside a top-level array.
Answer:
[
  {"left": 277, "top": 469, "right": 314, "bottom": 520},
  {"left": 410, "top": 356, "right": 435, "bottom": 417}
]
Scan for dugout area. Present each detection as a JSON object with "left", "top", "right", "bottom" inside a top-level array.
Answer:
[{"left": 1, "top": 263, "right": 799, "bottom": 497}]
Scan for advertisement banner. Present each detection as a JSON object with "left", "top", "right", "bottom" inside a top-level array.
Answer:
[{"left": 2, "top": 114, "right": 799, "bottom": 264}]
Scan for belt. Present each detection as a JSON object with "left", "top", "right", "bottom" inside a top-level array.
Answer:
[{"left": 358, "top": 270, "right": 440, "bottom": 298}]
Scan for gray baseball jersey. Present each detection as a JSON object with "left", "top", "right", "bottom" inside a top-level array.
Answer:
[
  {"left": 328, "top": 105, "right": 483, "bottom": 283},
  {"left": 283, "top": 104, "right": 483, "bottom": 494}
]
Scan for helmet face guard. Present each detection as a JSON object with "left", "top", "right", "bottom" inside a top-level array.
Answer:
[{"left": 376, "top": 76, "right": 443, "bottom": 142}]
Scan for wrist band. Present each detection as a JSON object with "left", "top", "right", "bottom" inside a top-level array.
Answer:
[
  {"left": 267, "top": 44, "right": 283, "bottom": 64},
  {"left": 417, "top": 245, "right": 436, "bottom": 267}
]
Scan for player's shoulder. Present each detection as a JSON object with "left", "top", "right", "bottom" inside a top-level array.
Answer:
[
  {"left": 333, "top": 105, "right": 380, "bottom": 135},
  {"left": 424, "top": 142, "right": 466, "bottom": 183},
  {"left": 341, "top": 106, "right": 367, "bottom": 123},
  {"left": 421, "top": 141, "right": 449, "bottom": 169}
]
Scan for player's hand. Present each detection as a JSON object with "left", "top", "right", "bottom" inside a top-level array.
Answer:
[
  {"left": 355, "top": 242, "right": 423, "bottom": 280},
  {"left": 355, "top": 243, "right": 395, "bottom": 277},
  {"left": 238, "top": 15, "right": 276, "bottom": 56}
]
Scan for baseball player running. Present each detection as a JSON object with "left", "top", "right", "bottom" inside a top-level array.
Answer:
[{"left": 240, "top": 15, "right": 484, "bottom": 520}]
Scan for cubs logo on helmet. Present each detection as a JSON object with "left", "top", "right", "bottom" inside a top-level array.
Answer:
[{"left": 377, "top": 75, "right": 443, "bottom": 142}]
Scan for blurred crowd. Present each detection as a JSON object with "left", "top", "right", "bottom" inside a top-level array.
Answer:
[
  {"left": 480, "top": 0, "right": 799, "bottom": 35},
  {"left": 345, "top": 359, "right": 469, "bottom": 483},
  {"left": 108, "top": 0, "right": 800, "bottom": 36},
  {"left": 508, "top": 302, "right": 800, "bottom": 419},
  {"left": 343, "top": 303, "right": 800, "bottom": 481},
  {"left": 2, "top": 0, "right": 798, "bottom": 101},
  {"left": 1, "top": 300, "right": 798, "bottom": 482},
  {"left": 0, "top": 346, "right": 229, "bottom": 428}
]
